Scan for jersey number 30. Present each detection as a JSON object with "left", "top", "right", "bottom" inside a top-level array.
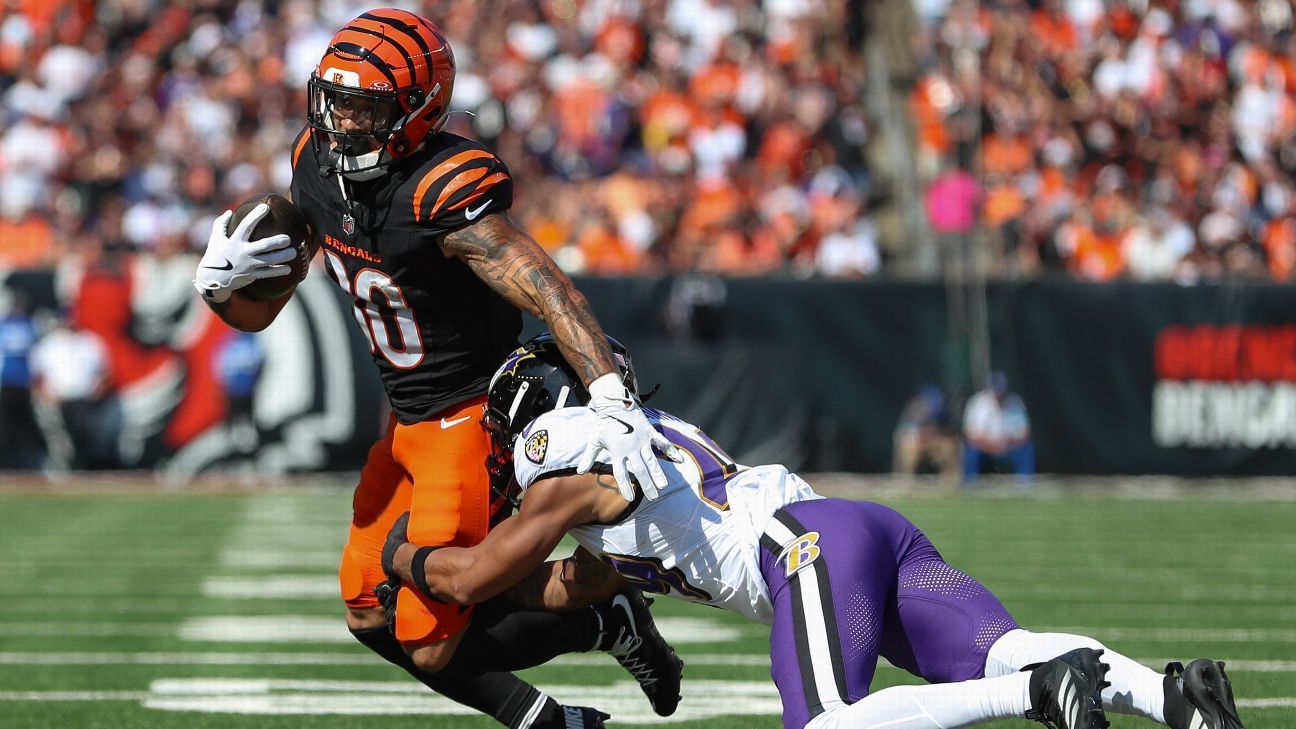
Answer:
[{"left": 324, "top": 251, "right": 424, "bottom": 369}]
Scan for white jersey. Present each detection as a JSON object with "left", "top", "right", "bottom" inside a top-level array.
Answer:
[{"left": 512, "top": 407, "right": 821, "bottom": 624}]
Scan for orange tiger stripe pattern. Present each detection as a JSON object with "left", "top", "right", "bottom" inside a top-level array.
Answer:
[
  {"left": 430, "top": 167, "right": 489, "bottom": 215},
  {"left": 446, "top": 173, "right": 509, "bottom": 211},
  {"left": 411, "top": 150, "right": 494, "bottom": 221}
]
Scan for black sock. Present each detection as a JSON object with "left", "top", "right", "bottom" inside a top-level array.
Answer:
[
  {"left": 441, "top": 598, "right": 604, "bottom": 675},
  {"left": 350, "top": 625, "right": 559, "bottom": 728}
]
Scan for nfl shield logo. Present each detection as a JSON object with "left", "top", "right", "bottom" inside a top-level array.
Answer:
[{"left": 341, "top": 213, "right": 355, "bottom": 236}]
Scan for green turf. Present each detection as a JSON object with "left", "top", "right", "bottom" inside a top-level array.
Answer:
[{"left": 0, "top": 487, "right": 1292, "bottom": 728}]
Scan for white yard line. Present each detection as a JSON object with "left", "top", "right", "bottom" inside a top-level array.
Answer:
[
  {"left": 1048, "top": 627, "right": 1296, "bottom": 643},
  {"left": 0, "top": 652, "right": 377, "bottom": 666},
  {"left": 0, "top": 680, "right": 1291, "bottom": 722},
  {"left": 3, "top": 620, "right": 1292, "bottom": 644},
  {"left": 1, "top": 651, "right": 1293, "bottom": 673}
]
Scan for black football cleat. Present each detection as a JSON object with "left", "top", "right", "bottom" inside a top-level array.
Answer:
[
  {"left": 560, "top": 706, "right": 611, "bottom": 728},
  {"left": 1025, "top": 647, "right": 1111, "bottom": 729},
  {"left": 1164, "top": 659, "right": 1246, "bottom": 729},
  {"left": 600, "top": 589, "right": 683, "bottom": 716}
]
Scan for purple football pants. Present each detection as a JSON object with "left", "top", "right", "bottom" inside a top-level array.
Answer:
[{"left": 758, "top": 499, "right": 1019, "bottom": 729}]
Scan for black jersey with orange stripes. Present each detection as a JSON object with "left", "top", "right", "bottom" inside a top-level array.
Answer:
[{"left": 289, "top": 127, "right": 522, "bottom": 424}]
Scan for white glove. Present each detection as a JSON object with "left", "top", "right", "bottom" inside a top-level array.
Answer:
[
  {"left": 576, "top": 372, "right": 685, "bottom": 502},
  {"left": 193, "top": 204, "right": 296, "bottom": 303}
]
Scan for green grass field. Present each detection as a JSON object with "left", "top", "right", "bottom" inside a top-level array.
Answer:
[{"left": 0, "top": 484, "right": 1292, "bottom": 728}]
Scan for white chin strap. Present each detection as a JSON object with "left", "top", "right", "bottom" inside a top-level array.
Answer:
[
  {"left": 329, "top": 83, "right": 440, "bottom": 181},
  {"left": 337, "top": 149, "right": 389, "bottom": 181}
]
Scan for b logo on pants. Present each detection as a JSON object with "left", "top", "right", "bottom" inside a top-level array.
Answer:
[{"left": 778, "top": 531, "right": 822, "bottom": 578}]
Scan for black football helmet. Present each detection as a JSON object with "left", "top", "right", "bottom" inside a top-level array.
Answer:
[{"left": 483, "top": 333, "right": 639, "bottom": 506}]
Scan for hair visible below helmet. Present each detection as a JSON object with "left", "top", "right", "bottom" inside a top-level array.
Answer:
[
  {"left": 308, "top": 8, "right": 456, "bottom": 180},
  {"left": 483, "top": 333, "right": 639, "bottom": 506}
]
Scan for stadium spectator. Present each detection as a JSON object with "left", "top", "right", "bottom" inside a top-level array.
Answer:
[
  {"left": 961, "top": 371, "right": 1033, "bottom": 484},
  {"left": 892, "top": 383, "right": 960, "bottom": 483},
  {"left": 214, "top": 330, "right": 264, "bottom": 455},
  {"left": 914, "top": 0, "right": 1296, "bottom": 281},
  {"left": 29, "top": 314, "right": 119, "bottom": 470},
  {"left": 5, "top": 0, "right": 1289, "bottom": 280},
  {"left": 0, "top": 0, "right": 876, "bottom": 278},
  {"left": 0, "top": 287, "right": 43, "bottom": 470}
]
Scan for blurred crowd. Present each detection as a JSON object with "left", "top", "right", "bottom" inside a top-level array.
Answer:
[
  {"left": 915, "top": 0, "right": 1296, "bottom": 281},
  {"left": 0, "top": 0, "right": 877, "bottom": 278},
  {"left": 2, "top": 0, "right": 1292, "bottom": 282}
]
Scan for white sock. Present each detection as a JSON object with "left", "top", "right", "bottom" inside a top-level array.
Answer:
[
  {"left": 985, "top": 628, "right": 1166, "bottom": 723},
  {"left": 806, "top": 673, "right": 1031, "bottom": 729}
]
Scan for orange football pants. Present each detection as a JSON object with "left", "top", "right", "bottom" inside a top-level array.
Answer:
[{"left": 338, "top": 394, "right": 504, "bottom": 645}]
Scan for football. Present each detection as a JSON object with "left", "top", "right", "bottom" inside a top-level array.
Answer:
[{"left": 231, "top": 193, "right": 312, "bottom": 301}]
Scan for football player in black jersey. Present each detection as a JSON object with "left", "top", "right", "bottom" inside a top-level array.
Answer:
[{"left": 191, "top": 9, "right": 685, "bottom": 728}]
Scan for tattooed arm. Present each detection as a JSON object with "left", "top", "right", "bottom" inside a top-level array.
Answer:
[
  {"left": 441, "top": 213, "right": 616, "bottom": 385},
  {"left": 444, "top": 213, "right": 684, "bottom": 500}
]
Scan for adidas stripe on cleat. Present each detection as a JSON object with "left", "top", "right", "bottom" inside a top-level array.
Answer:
[
  {"left": 1164, "top": 659, "right": 1246, "bottom": 729},
  {"left": 1025, "top": 647, "right": 1112, "bottom": 729}
]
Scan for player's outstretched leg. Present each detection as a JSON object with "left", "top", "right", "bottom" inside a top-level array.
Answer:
[
  {"left": 987, "top": 629, "right": 1176, "bottom": 723},
  {"left": 595, "top": 589, "right": 683, "bottom": 717},
  {"left": 1025, "top": 647, "right": 1112, "bottom": 729},
  {"left": 1163, "top": 659, "right": 1246, "bottom": 729},
  {"left": 862, "top": 501, "right": 1173, "bottom": 726}
]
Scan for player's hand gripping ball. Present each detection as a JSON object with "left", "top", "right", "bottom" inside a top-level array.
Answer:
[{"left": 229, "top": 194, "right": 312, "bottom": 301}]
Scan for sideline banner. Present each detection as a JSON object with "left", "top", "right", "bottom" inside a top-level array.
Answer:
[
  {"left": 991, "top": 281, "right": 1296, "bottom": 475},
  {"left": 7, "top": 265, "right": 1296, "bottom": 475},
  {"left": 579, "top": 278, "right": 1296, "bottom": 476}
]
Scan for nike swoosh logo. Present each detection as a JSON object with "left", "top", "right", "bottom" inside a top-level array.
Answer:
[
  {"left": 465, "top": 200, "right": 492, "bottom": 220},
  {"left": 202, "top": 259, "right": 234, "bottom": 271},
  {"left": 611, "top": 594, "right": 638, "bottom": 640},
  {"left": 441, "top": 415, "right": 473, "bottom": 429},
  {"left": 609, "top": 416, "right": 634, "bottom": 435}
]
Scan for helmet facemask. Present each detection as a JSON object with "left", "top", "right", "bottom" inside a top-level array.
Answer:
[
  {"left": 482, "top": 334, "right": 643, "bottom": 507},
  {"left": 308, "top": 73, "right": 436, "bottom": 180},
  {"left": 483, "top": 405, "right": 522, "bottom": 509}
]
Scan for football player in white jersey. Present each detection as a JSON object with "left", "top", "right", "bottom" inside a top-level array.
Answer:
[{"left": 382, "top": 334, "right": 1246, "bottom": 729}]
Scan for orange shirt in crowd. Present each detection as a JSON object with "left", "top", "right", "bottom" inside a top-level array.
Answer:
[
  {"left": 756, "top": 121, "right": 811, "bottom": 179},
  {"left": 690, "top": 62, "right": 741, "bottom": 107},
  {"left": 911, "top": 77, "right": 952, "bottom": 156},
  {"left": 1264, "top": 218, "right": 1296, "bottom": 280},
  {"left": 0, "top": 216, "right": 55, "bottom": 268},
  {"left": 1066, "top": 224, "right": 1125, "bottom": 281},
  {"left": 554, "top": 79, "right": 607, "bottom": 149},
  {"left": 1030, "top": 10, "right": 1078, "bottom": 55},
  {"left": 984, "top": 183, "right": 1027, "bottom": 228},
  {"left": 578, "top": 224, "right": 640, "bottom": 275},
  {"left": 981, "top": 133, "right": 1033, "bottom": 177},
  {"left": 526, "top": 216, "right": 570, "bottom": 254},
  {"left": 594, "top": 18, "right": 643, "bottom": 65}
]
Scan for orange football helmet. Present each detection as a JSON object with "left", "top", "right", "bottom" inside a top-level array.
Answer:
[{"left": 308, "top": 9, "right": 456, "bottom": 179}]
